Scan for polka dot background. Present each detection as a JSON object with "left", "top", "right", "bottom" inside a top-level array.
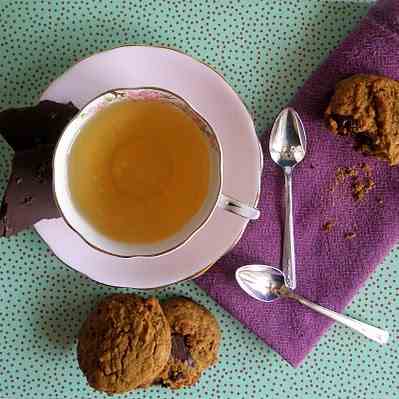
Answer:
[{"left": 0, "top": 1, "right": 397, "bottom": 398}]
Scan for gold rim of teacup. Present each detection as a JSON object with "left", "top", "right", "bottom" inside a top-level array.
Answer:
[{"left": 52, "top": 86, "right": 224, "bottom": 258}]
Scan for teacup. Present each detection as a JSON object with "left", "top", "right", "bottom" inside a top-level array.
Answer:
[{"left": 53, "top": 87, "right": 259, "bottom": 257}]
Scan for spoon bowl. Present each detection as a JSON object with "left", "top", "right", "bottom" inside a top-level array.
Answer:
[
  {"left": 235, "top": 264, "right": 284, "bottom": 303},
  {"left": 269, "top": 107, "right": 307, "bottom": 169}
]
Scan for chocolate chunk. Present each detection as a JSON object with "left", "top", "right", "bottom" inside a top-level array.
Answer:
[
  {"left": 0, "top": 145, "right": 59, "bottom": 237},
  {"left": 169, "top": 371, "right": 184, "bottom": 382},
  {"left": 0, "top": 100, "right": 78, "bottom": 151},
  {"left": 354, "top": 133, "right": 376, "bottom": 151},
  {"left": 331, "top": 114, "right": 358, "bottom": 134},
  {"left": 171, "top": 334, "right": 194, "bottom": 367},
  {"left": 0, "top": 101, "right": 78, "bottom": 237}
]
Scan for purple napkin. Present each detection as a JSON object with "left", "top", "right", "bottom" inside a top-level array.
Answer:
[{"left": 196, "top": 0, "right": 399, "bottom": 367}]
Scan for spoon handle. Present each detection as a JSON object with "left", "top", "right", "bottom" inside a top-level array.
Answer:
[
  {"left": 291, "top": 292, "right": 389, "bottom": 345},
  {"left": 282, "top": 172, "right": 296, "bottom": 290}
]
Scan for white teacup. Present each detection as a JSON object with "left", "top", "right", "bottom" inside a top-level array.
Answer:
[{"left": 53, "top": 88, "right": 259, "bottom": 257}]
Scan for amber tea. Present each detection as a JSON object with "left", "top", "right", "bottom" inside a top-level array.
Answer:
[{"left": 68, "top": 99, "right": 211, "bottom": 244}]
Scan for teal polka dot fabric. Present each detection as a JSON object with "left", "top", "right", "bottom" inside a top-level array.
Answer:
[{"left": 1, "top": 1, "right": 397, "bottom": 398}]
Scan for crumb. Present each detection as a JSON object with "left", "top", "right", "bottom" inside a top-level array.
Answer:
[
  {"left": 352, "top": 181, "right": 365, "bottom": 200},
  {"left": 360, "top": 162, "right": 372, "bottom": 177},
  {"left": 352, "top": 177, "right": 375, "bottom": 201},
  {"left": 335, "top": 168, "right": 345, "bottom": 183},
  {"left": 331, "top": 166, "right": 358, "bottom": 192},
  {"left": 330, "top": 163, "right": 376, "bottom": 203},
  {"left": 335, "top": 166, "right": 358, "bottom": 184},
  {"left": 377, "top": 197, "right": 384, "bottom": 206},
  {"left": 347, "top": 167, "right": 358, "bottom": 177},
  {"left": 365, "top": 177, "right": 375, "bottom": 190},
  {"left": 344, "top": 232, "right": 357, "bottom": 240},
  {"left": 322, "top": 221, "right": 335, "bottom": 232},
  {"left": 273, "top": 284, "right": 291, "bottom": 297}
]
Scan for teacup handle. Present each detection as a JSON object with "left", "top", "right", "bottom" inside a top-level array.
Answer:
[{"left": 218, "top": 194, "right": 260, "bottom": 220}]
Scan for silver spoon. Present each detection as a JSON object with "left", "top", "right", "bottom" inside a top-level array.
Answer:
[
  {"left": 236, "top": 264, "right": 389, "bottom": 345},
  {"left": 269, "top": 107, "right": 307, "bottom": 290}
]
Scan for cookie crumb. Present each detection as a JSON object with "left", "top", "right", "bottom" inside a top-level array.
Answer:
[
  {"left": 360, "top": 162, "right": 372, "bottom": 177},
  {"left": 344, "top": 232, "right": 357, "bottom": 240},
  {"left": 335, "top": 166, "right": 358, "bottom": 183},
  {"left": 365, "top": 177, "right": 375, "bottom": 190},
  {"left": 331, "top": 163, "right": 376, "bottom": 202},
  {"left": 322, "top": 221, "right": 335, "bottom": 232},
  {"left": 331, "top": 166, "right": 358, "bottom": 192},
  {"left": 352, "top": 177, "right": 375, "bottom": 201},
  {"left": 377, "top": 197, "right": 384, "bottom": 206}
]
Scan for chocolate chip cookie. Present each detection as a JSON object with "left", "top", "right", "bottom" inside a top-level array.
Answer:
[
  {"left": 325, "top": 74, "right": 399, "bottom": 165},
  {"left": 77, "top": 294, "right": 171, "bottom": 394},
  {"left": 158, "top": 297, "right": 221, "bottom": 389}
]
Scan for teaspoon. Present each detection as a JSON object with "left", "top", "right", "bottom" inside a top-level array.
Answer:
[
  {"left": 235, "top": 264, "right": 389, "bottom": 345},
  {"left": 269, "top": 107, "right": 307, "bottom": 290}
]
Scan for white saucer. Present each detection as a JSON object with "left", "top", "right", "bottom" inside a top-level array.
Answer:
[{"left": 36, "top": 45, "right": 263, "bottom": 289}]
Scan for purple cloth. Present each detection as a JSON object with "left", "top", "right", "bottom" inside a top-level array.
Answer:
[{"left": 196, "top": 0, "right": 399, "bottom": 367}]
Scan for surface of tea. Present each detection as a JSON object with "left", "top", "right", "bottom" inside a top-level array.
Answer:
[{"left": 68, "top": 99, "right": 210, "bottom": 244}]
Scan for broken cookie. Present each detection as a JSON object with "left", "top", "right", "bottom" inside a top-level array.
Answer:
[
  {"left": 158, "top": 297, "right": 221, "bottom": 389},
  {"left": 325, "top": 74, "right": 399, "bottom": 165}
]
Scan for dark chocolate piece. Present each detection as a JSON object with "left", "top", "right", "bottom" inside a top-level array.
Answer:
[
  {"left": 171, "top": 334, "right": 194, "bottom": 367},
  {"left": 169, "top": 371, "right": 184, "bottom": 382},
  {"left": 354, "top": 133, "right": 376, "bottom": 152},
  {"left": 0, "top": 101, "right": 78, "bottom": 236},
  {"left": 331, "top": 114, "right": 359, "bottom": 134},
  {"left": 0, "top": 145, "right": 59, "bottom": 236},
  {"left": 0, "top": 100, "right": 78, "bottom": 151}
]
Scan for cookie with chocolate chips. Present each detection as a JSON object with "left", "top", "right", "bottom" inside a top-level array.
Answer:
[
  {"left": 77, "top": 294, "right": 171, "bottom": 394},
  {"left": 158, "top": 297, "right": 221, "bottom": 389},
  {"left": 325, "top": 74, "right": 399, "bottom": 165}
]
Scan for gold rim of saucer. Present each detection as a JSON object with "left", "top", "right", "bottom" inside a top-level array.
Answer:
[{"left": 36, "top": 44, "right": 263, "bottom": 289}]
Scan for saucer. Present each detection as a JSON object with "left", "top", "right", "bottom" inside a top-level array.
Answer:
[{"left": 36, "top": 45, "right": 263, "bottom": 289}]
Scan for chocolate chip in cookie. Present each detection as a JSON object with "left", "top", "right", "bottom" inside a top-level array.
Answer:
[{"left": 158, "top": 297, "right": 221, "bottom": 389}]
